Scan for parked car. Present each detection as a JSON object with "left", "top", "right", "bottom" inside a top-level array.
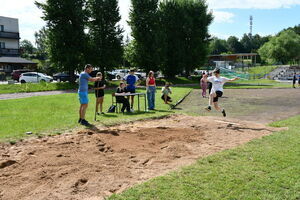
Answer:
[
  {"left": 11, "top": 69, "right": 33, "bottom": 82},
  {"left": 193, "top": 69, "right": 205, "bottom": 76},
  {"left": 89, "top": 70, "right": 115, "bottom": 81},
  {"left": 135, "top": 70, "right": 146, "bottom": 80},
  {"left": 53, "top": 72, "right": 79, "bottom": 82},
  {"left": 112, "top": 69, "right": 129, "bottom": 80},
  {"left": 19, "top": 72, "right": 53, "bottom": 83}
]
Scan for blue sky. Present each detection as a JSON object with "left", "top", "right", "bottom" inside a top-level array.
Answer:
[
  {"left": 0, "top": 0, "right": 299, "bottom": 44},
  {"left": 210, "top": 5, "right": 300, "bottom": 38}
]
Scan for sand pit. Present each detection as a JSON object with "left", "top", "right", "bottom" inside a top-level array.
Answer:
[{"left": 0, "top": 114, "right": 281, "bottom": 200}]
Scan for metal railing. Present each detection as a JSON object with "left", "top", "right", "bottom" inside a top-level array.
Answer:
[
  {"left": 0, "top": 31, "right": 20, "bottom": 39},
  {"left": 0, "top": 48, "right": 20, "bottom": 56}
]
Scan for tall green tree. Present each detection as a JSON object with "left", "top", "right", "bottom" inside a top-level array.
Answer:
[
  {"left": 209, "top": 37, "right": 228, "bottom": 54},
  {"left": 87, "top": 0, "right": 123, "bottom": 73},
  {"left": 20, "top": 39, "right": 35, "bottom": 58},
  {"left": 34, "top": 27, "right": 48, "bottom": 60},
  {"left": 36, "top": 0, "right": 87, "bottom": 81},
  {"left": 227, "top": 36, "right": 244, "bottom": 53},
  {"left": 129, "top": 0, "right": 162, "bottom": 72},
  {"left": 258, "top": 30, "right": 300, "bottom": 64},
  {"left": 159, "top": 0, "right": 213, "bottom": 77},
  {"left": 240, "top": 34, "right": 253, "bottom": 53}
]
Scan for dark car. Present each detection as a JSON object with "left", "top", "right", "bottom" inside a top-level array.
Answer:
[
  {"left": 89, "top": 70, "right": 115, "bottom": 81},
  {"left": 53, "top": 72, "right": 79, "bottom": 82},
  {"left": 11, "top": 69, "right": 33, "bottom": 81}
]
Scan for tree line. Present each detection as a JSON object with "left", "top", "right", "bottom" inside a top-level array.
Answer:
[
  {"left": 28, "top": 0, "right": 212, "bottom": 79},
  {"left": 209, "top": 24, "right": 300, "bottom": 65},
  {"left": 21, "top": 0, "right": 299, "bottom": 79}
]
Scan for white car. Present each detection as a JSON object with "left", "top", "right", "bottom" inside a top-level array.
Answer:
[
  {"left": 20, "top": 72, "right": 53, "bottom": 83},
  {"left": 112, "top": 69, "right": 129, "bottom": 80}
]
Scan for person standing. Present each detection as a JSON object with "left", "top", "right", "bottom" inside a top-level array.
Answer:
[
  {"left": 293, "top": 73, "right": 297, "bottom": 88},
  {"left": 200, "top": 72, "right": 208, "bottom": 98},
  {"left": 123, "top": 69, "right": 139, "bottom": 111},
  {"left": 146, "top": 71, "right": 156, "bottom": 110},
  {"left": 78, "top": 64, "right": 100, "bottom": 126},
  {"left": 94, "top": 72, "right": 106, "bottom": 115},
  {"left": 204, "top": 68, "right": 239, "bottom": 117}
]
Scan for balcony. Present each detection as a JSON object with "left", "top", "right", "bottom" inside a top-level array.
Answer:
[
  {"left": 0, "top": 48, "right": 20, "bottom": 57},
  {"left": 0, "top": 31, "right": 20, "bottom": 39}
]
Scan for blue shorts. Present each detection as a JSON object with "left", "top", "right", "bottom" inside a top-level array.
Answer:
[
  {"left": 126, "top": 86, "right": 136, "bottom": 93},
  {"left": 78, "top": 91, "right": 89, "bottom": 104}
]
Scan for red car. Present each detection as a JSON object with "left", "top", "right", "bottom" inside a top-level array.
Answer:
[{"left": 11, "top": 69, "right": 32, "bottom": 82}]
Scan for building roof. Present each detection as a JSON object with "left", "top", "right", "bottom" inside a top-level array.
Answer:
[
  {"left": 0, "top": 16, "right": 18, "bottom": 21},
  {"left": 0, "top": 57, "right": 37, "bottom": 64},
  {"left": 209, "top": 53, "right": 258, "bottom": 57}
]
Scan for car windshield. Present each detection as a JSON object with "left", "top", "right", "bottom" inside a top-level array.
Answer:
[{"left": 38, "top": 73, "right": 47, "bottom": 76}]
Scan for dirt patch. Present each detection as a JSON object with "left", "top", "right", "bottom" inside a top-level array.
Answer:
[
  {"left": 178, "top": 88, "right": 300, "bottom": 123},
  {"left": 0, "top": 114, "right": 281, "bottom": 200}
]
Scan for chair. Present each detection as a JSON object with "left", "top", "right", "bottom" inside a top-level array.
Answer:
[{"left": 112, "top": 93, "right": 122, "bottom": 113}]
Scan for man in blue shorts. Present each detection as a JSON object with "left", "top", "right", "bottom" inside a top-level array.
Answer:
[
  {"left": 123, "top": 69, "right": 139, "bottom": 111},
  {"left": 78, "top": 64, "right": 101, "bottom": 126}
]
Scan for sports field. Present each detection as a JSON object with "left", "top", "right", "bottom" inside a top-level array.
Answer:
[{"left": 1, "top": 88, "right": 300, "bottom": 199}]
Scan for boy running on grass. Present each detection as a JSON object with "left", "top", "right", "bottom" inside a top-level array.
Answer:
[{"left": 204, "top": 68, "right": 240, "bottom": 117}]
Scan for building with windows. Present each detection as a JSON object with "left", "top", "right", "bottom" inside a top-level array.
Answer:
[
  {"left": 0, "top": 16, "right": 20, "bottom": 57},
  {"left": 0, "top": 16, "right": 36, "bottom": 78}
]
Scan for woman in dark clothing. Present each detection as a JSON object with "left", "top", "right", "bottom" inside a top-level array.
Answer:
[
  {"left": 94, "top": 72, "right": 106, "bottom": 115},
  {"left": 293, "top": 73, "right": 297, "bottom": 88},
  {"left": 116, "top": 82, "right": 131, "bottom": 113}
]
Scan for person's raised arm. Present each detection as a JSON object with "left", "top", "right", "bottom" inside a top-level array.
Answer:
[
  {"left": 227, "top": 77, "right": 240, "bottom": 82},
  {"left": 88, "top": 77, "right": 100, "bottom": 82}
]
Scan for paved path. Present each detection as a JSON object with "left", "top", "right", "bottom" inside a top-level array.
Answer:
[
  {"left": 0, "top": 90, "right": 76, "bottom": 100},
  {"left": 0, "top": 84, "right": 199, "bottom": 100}
]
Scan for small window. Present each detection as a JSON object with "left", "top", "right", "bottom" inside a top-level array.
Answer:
[
  {"left": 0, "top": 25, "right": 4, "bottom": 32},
  {"left": 0, "top": 42, "right": 5, "bottom": 49}
]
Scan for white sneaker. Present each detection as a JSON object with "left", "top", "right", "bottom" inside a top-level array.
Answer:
[{"left": 130, "top": 108, "right": 134, "bottom": 113}]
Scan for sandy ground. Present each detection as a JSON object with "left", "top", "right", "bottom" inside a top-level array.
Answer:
[
  {"left": 0, "top": 114, "right": 282, "bottom": 200},
  {"left": 1, "top": 88, "right": 298, "bottom": 200}
]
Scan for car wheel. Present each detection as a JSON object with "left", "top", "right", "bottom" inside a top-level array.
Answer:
[
  {"left": 116, "top": 75, "right": 121, "bottom": 80},
  {"left": 194, "top": 72, "right": 198, "bottom": 75},
  {"left": 20, "top": 80, "right": 26, "bottom": 84}
]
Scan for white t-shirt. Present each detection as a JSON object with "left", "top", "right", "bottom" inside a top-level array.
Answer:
[{"left": 207, "top": 76, "right": 229, "bottom": 93}]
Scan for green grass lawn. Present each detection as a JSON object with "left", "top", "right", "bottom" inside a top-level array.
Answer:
[
  {"left": 236, "top": 65, "right": 278, "bottom": 79},
  {"left": 225, "top": 79, "right": 291, "bottom": 89},
  {"left": 0, "top": 82, "right": 78, "bottom": 94},
  {"left": 0, "top": 87, "right": 191, "bottom": 142},
  {"left": 0, "top": 77, "right": 199, "bottom": 94},
  {"left": 108, "top": 115, "right": 300, "bottom": 200}
]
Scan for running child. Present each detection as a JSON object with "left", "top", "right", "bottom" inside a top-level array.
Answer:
[{"left": 203, "top": 68, "right": 240, "bottom": 117}]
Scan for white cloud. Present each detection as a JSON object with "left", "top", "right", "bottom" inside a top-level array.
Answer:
[
  {"left": 1, "top": 0, "right": 300, "bottom": 44},
  {"left": 207, "top": 0, "right": 300, "bottom": 9},
  {"left": 0, "top": 0, "right": 45, "bottom": 44},
  {"left": 213, "top": 11, "right": 235, "bottom": 23},
  {"left": 118, "top": 0, "right": 132, "bottom": 38}
]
